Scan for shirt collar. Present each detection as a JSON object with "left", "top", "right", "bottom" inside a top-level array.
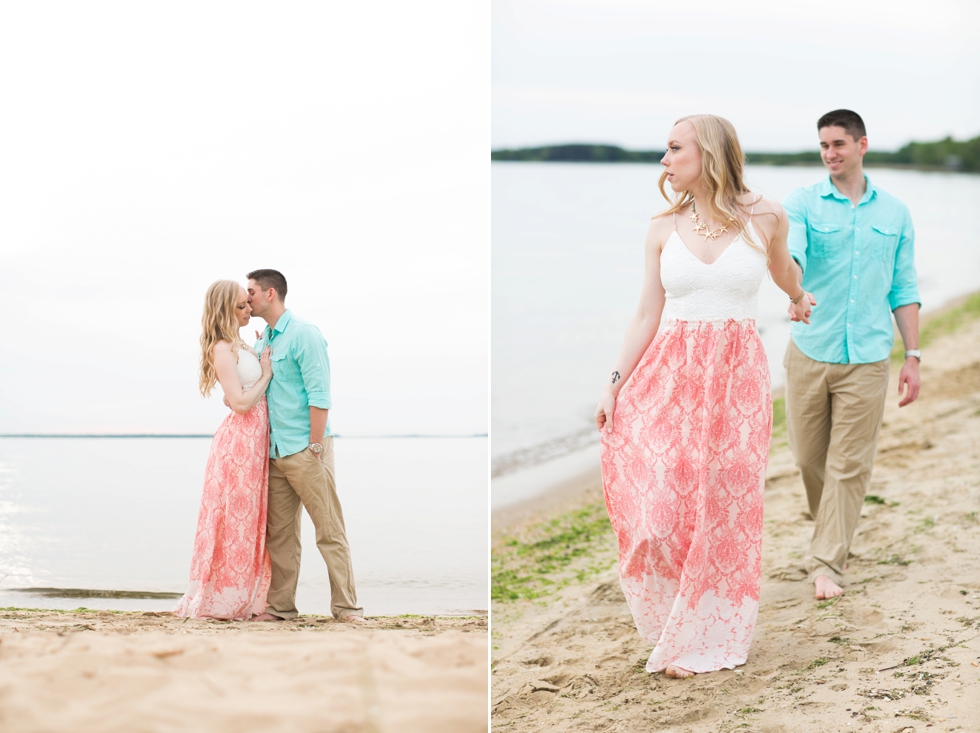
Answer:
[
  {"left": 819, "top": 174, "right": 878, "bottom": 205},
  {"left": 263, "top": 309, "right": 293, "bottom": 341}
]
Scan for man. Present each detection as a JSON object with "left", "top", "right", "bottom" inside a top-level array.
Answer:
[
  {"left": 245, "top": 269, "right": 365, "bottom": 623},
  {"left": 782, "top": 110, "right": 921, "bottom": 600}
]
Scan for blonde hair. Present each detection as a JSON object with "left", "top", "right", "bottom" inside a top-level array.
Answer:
[
  {"left": 199, "top": 280, "right": 246, "bottom": 397},
  {"left": 656, "top": 114, "right": 765, "bottom": 257}
]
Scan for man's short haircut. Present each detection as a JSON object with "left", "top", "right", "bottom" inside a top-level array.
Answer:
[
  {"left": 817, "top": 109, "right": 867, "bottom": 141},
  {"left": 247, "top": 269, "right": 287, "bottom": 301}
]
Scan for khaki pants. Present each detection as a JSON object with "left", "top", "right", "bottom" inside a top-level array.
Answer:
[
  {"left": 784, "top": 339, "right": 890, "bottom": 585},
  {"left": 265, "top": 437, "right": 362, "bottom": 619}
]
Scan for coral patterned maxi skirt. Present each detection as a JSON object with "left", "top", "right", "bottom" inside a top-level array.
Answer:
[
  {"left": 600, "top": 319, "right": 771, "bottom": 673},
  {"left": 175, "top": 398, "right": 272, "bottom": 620}
]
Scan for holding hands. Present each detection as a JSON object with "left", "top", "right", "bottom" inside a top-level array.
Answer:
[{"left": 788, "top": 291, "right": 816, "bottom": 324}]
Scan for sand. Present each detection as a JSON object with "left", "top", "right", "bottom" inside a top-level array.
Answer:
[
  {"left": 0, "top": 612, "right": 488, "bottom": 732},
  {"left": 491, "top": 313, "right": 980, "bottom": 731}
]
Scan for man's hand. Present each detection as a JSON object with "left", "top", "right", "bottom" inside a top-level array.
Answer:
[
  {"left": 897, "top": 358, "right": 920, "bottom": 407},
  {"left": 788, "top": 292, "right": 816, "bottom": 323}
]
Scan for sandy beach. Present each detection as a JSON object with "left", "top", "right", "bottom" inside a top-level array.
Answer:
[
  {"left": 0, "top": 611, "right": 487, "bottom": 732},
  {"left": 491, "top": 297, "right": 980, "bottom": 731}
]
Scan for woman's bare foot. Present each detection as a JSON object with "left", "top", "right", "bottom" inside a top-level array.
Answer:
[
  {"left": 251, "top": 612, "right": 284, "bottom": 622},
  {"left": 664, "top": 665, "right": 695, "bottom": 679},
  {"left": 814, "top": 576, "right": 844, "bottom": 600}
]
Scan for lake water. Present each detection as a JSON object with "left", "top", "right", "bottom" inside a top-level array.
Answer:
[
  {"left": 0, "top": 436, "right": 487, "bottom": 616},
  {"left": 492, "top": 163, "right": 980, "bottom": 481}
]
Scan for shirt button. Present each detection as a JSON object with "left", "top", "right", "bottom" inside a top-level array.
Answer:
[
  {"left": 853, "top": 275, "right": 857, "bottom": 279},
  {"left": 850, "top": 299, "right": 855, "bottom": 303},
  {"left": 856, "top": 227, "right": 861, "bottom": 231},
  {"left": 856, "top": 250, "right": 860, "bottom": 255}
]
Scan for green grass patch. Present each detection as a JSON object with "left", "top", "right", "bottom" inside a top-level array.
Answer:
[
  {"left": 807, "top": 657, "right": 831, "bottom": 670},
  {"left": 890, "top": 291, "right": 980, "bottom": 365},
  {"left": 877, "top": 554, "right": 912, "bottom": 566},
  {"left": 817, "top": 596, "right": 841, "bottom": 609},
  {"left": 770, "top": 396, "right": 787, "bottom": 452},
  {"left": 865, "top": 494, "right": 899, "bottom": 507},
  {"left": 492, "top": 502, "right": 615, "bottom": 603}
]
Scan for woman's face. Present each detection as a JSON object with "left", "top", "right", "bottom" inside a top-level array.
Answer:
[
  {"left": 235, "top": 286, "right": 252, "bottom": 327},
  {"left": 661, "top": 121, "right": 702, "bottom": 194}
]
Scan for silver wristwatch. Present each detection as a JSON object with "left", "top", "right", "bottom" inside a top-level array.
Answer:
[
  {"left": 309, "top": 442, "right": 323, "bottom": 455},
  {"left": 904, "top": 350, "right": 921, "bottom": 362}
]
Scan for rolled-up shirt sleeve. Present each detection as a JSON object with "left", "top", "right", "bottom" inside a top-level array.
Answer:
[
  {"left": 294, "top": 325, "right": 332, "bottom": 409},
  {"left": 782, "top": 188, "right": 809, "bottom": 275},
  {"left": 888, "top": 211, "right": 921, "bottom": 312}
]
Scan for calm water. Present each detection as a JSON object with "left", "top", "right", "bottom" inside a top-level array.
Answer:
[
  {"left": 0, "top": 436, "right": 487, "bottom": 616},
  {"left": 492, "top": 162, "right": 980, "bottom": 476}
]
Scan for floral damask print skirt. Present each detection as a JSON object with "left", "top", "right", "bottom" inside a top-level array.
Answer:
[
  {"left": 175, "top": 398, "right": 272, "bottom": 620},
  {"left": 600, "top": 319, "right": 771, "bottom": 673}
]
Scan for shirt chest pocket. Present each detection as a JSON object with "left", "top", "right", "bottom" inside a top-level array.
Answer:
[
  {"left": 869, "top": 225, "right": 899, "bottom": 263},
  {"left": 270, "top": 351, "right": 298, "bottom": 382},
  {"left": 808, "top": 222, "right": 843, "bottom": 259}
]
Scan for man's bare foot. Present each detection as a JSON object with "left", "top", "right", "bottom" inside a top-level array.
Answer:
[
  {"left": 251, "top": 612, "right": 284, "bottom": 622},
  {"left": 340, "top": 615, "right": 370, "bottom": 625},
  {"left": 664, "top": 665, "right": 695, "bottom": 679},
  {"left": 814, "top": 576, "right": 844, "bottom": 600}
]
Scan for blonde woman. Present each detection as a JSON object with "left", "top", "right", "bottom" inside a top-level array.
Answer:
[
  {"left": 595, "top": 115, "right": 814, "bottom": 677},
  {"left": 175, "top": 280, "right": 274, "bottom": 620}
]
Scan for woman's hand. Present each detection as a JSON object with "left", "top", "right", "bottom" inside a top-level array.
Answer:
[
  {"left": 788, "top": 292, "right": 816, "bottom": 324},
  {"left": 595, "top": 390, "right": 617, "bottom": 432},
  {"left": 260, "top": 348, "right": 273, "bottom": 378}
]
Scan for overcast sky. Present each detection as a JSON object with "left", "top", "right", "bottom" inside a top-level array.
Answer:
[
  {"left": 493, "top": 0, "right": 980, "bottom": 152},
  {"left": 0, "top": 2, "right": 487, "bottom": 435}
]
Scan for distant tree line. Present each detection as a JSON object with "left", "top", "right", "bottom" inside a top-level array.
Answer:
[{"left": 491, "top": 135, "right": 980, "bottom": 172}]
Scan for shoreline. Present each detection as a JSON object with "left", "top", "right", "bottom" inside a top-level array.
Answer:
[
  {"left": 492, "top": 291, "right": 980, "bottom": 532},
  {"left": 491, "top": 292, "right": 980, "bottom": 730}
]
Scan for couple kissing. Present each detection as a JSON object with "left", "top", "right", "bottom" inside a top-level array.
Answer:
[{"left": 174, "top": 269, "right": 366, "bottom": 624}]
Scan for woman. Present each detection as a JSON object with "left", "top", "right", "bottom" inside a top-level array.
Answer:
[
  {"left": 595, "top": 115, "right": 813, "bottom": 677},
  {"left": 175, "top": 280, "right": 274, "bottom": 620}
]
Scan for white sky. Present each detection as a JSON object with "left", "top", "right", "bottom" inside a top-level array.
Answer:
[
  {"left": 493, "top": 0, "right": 980, "bottom": 151},
  {"left": 0, "top": 2, "right": 488, "bottom": 435}
]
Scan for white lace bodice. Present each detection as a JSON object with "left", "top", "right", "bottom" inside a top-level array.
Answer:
[
  {"left": 237, "top": 348, "right": 262, "bottom": 390},
  {"left": 659, "top": 222, "right": 768, "bottom": 323}
]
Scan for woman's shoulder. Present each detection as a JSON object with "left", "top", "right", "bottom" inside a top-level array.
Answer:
[
  {"left": 647, "top": 207, "right": 681, "bottom": 245},
  {"left": 211, "top": 340, "right": 240, "bottom": 358},
  {"left": 741, "top": 193, "right": 784, "bottom": 219}
]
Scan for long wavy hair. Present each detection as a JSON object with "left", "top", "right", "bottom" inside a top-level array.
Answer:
[
  {"left": 199, "top": 280, "right": 246, "bottom": 397},
  {"left": 656, "top": 114, "right": 765, "bottom": 257}
]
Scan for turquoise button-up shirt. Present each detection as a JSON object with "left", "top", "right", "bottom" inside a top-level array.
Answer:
[
  {"left": 783, "top": 175, "right": 920, "bottom": 364},
  {"left": 255, "top": 310, "right": 332, "bottom": 458}
]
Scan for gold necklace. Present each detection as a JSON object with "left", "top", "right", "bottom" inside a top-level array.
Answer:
[{"left": 690, "top": 203, "right": 736, "bottom": 242}]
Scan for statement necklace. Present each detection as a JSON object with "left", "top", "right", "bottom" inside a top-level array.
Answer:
[{"left": 690, "top": 203, "right": 736, "bottom": 242}]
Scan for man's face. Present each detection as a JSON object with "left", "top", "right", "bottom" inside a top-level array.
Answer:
[
  {"left": 246, "top": 279, "right": 271, "bottom": 318},
  {"left": 819, "top": 125, "right": 867, "bottom": 180}
]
